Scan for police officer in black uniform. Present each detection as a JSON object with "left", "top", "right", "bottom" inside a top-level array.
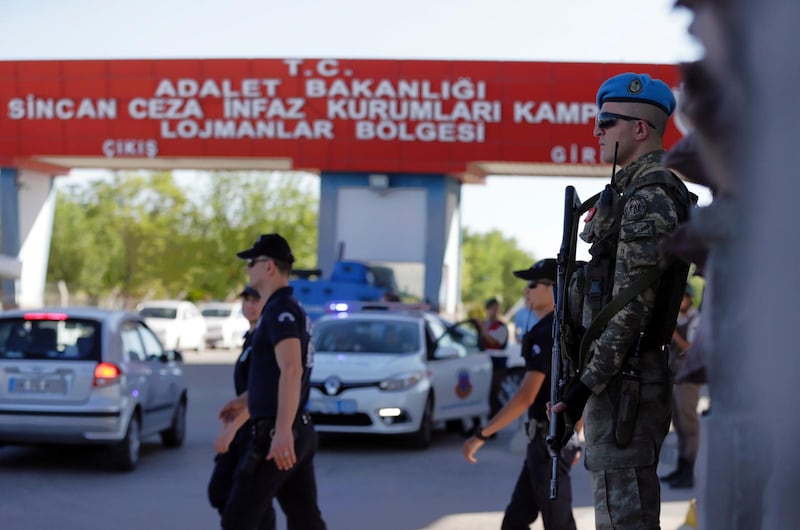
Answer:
[
  {"left": 463, "top": 259, "right": 579, "bottom": 530},
  {"left": 219, "top": 234, "right": 326, "bottom": 530}
]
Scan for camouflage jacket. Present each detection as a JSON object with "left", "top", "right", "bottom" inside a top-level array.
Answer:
[{"left": 579, "top": 150, "right": 683, "bottom": 394}]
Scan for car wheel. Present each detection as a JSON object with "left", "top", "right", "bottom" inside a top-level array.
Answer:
[
  {"left": 160, "top": 397, "right": 187, "bottom": 448},
  {"left": 408, "top": 396, "right": 434, "bottom": 450},
  {"left": 111, "top": 414, "right": 141, "bottom": 471},
  {"left": 496, "top": 367, "right": 526, "bottom": 409}
]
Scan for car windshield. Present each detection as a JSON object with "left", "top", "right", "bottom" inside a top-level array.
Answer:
[
  {"left": 0, "top": 316, "right": 101, "bottom": 361},
  {"left": 202, "top": 307, "right": 232, "bottom": 317},
  {"left": 314, "top": 319, "right": 419, "bottom": 354},
  {"left": 140, "top": 307, "right": 177, "bottom": 319}
]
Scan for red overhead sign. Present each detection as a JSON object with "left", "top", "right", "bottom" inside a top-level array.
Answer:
[{"left": 0, "top": 59, "right": 683, "bottom": 178}]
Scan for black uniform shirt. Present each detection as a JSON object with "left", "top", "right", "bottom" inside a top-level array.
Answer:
[
  {"left": 522, "top": 311, "right": 554, "bottom": 422},
  {"left": 247, "top": 286, "right": 313, "bottom": 420},
  {"left": 233, "top": 330, "right": 253, "bottom": 396}
]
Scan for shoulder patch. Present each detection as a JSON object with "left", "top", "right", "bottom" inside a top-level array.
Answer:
[
  {"left": 620, "top": 220, "right": 656, "bottom": 242},
  {"left": 277, "top": 312, "right": 296, "bottom": 323},
  {"left": 624, "top": 194, "right": 648, "bottom": 220}
]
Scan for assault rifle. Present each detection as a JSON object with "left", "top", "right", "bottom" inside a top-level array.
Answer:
[
  {"left": 546, "top": 184, "right": 584, "bottom": 500},
  {"left": 547, "top": 144, "right": 618, "bottom": 500}
]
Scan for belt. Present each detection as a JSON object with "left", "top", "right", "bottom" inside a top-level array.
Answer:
[
  {"left": 640, "top": 336, "right": 669, "bottom": 353},
  {"left": 523, "top": 419, "right": 549, "bottom": 441},
  {"left": 252, "top": 413, "right": 311, "bottom": 439}
]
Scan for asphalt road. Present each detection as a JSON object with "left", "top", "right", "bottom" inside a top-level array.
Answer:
[{"left": 0, "top": 349, "right": 694, "bottom": 530}]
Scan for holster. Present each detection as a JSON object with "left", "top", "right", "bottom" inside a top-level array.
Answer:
[
  {"left": 240, "top": 423, "right": 269, "bottom": 477},
  {"left": 240, "top": 413, "right": 311, "bottom": 476},
  {"left": 612, "top": 335, "right": 643, "bottom": 448},
  {"left": 614, "top": 369, "right": 641, "bottom": 448},
  {"left": 524, "top": 419, "right": 549, "bottom": 442}
]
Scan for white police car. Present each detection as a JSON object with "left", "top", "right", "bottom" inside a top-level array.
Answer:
[{"left": 308, "top": 302, "right": 491, "bottom": 448}]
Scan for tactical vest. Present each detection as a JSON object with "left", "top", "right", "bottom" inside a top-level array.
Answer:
[{"left": 568, "top": 169, "right": 696, "bottom": 368}]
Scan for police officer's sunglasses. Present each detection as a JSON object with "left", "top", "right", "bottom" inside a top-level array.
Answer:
[
  {"left": 246, "top": 257, "right": 271, "bottom": 268},
  {"left": 596, "top": 111, "right": 656, "bottom": 130},
  {"left": 528, "top": 281, "right": 554, "bottom": 289}
]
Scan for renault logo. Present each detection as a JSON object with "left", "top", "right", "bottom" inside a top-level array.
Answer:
[{"left": 324, "top": 376, "right": 342, "bottom": 396}]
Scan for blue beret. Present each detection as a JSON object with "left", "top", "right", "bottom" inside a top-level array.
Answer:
[{"left": 596, "top": 73, "right": 676, "bottom": 116}]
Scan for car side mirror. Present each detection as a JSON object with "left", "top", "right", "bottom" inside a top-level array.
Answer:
[{"left": 158, "top": 350, "right": 183, "bottom": 363}]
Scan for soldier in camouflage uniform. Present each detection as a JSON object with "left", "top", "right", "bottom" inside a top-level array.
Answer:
[{"left": 550, "top": 73, "right": 690, "bottom": 530}]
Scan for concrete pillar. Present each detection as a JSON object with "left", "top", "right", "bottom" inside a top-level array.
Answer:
[
  {"left": 318, "top": 172, "right": 462, "bottom": 314},
  {"left": 0, "top": 167, "right": 21, "bottom": 307}
]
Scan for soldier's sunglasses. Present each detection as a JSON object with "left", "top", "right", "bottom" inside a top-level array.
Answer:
[{"left": 596, "top": 111, "right": 656, "bottom": 130}]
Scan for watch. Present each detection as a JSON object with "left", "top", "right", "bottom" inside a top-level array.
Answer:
[{"left": 474, "top": 426, "right": 491, "bottom": 441}]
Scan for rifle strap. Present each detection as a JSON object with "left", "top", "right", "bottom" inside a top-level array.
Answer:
[
  {"left": 577, "top": 192, "right": 600, "bottom": 217},
  {"left": 577, "top": 257, "right": 674, "bottom": 368}
]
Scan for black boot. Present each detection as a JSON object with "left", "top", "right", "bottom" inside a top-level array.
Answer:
[{"left": 669, "top": 459, "right": 695, "bottom": 489}]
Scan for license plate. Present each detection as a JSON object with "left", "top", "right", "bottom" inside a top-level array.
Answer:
[
  {"left": 308, "top": 397, "right": 357, "bottom": 414},
  {"left": 8, "top": 376, "right": 67, "bottom": 394}
]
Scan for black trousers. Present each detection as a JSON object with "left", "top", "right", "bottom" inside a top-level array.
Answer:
[
  {"left": 208, "top": 422, "right": 276, "bottom": 530},
  {"left": 221, "top": 419, "right": 326, "bottom": 530},
  {"left": 489, "top": 357, "right": 508, "bottom": 417},
  {"left": 501, "top": 436, "right": 578, "bottom": 530}
]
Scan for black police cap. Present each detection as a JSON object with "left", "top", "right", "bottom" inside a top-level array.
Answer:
[{"left": 236, "top": 233, "right": 295, "bottom": 264}]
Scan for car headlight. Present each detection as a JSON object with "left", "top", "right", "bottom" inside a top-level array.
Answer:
[{"left": 379, "top": 370, "right": 424, "bottom": 391}]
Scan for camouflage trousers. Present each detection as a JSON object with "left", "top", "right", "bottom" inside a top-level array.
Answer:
[{"left": 583, "top": 376, "right": 672, "bottom": 530}]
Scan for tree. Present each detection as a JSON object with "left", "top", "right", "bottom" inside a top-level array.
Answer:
[
  {"left": 47, "top": 170, "right": 319, "bottom": 306},
  {"left": 48, "top": 185, "right": 104, "bottom": 298},
  {"left": 460, "top": 228, "right": 536, "bottom": 316},
  {"left": 180, "top": 170, "right": 319, "bottom": 300}
]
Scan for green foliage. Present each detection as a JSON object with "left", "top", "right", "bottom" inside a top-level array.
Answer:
[
  {"left": 49, "top": 170, "right": 533, "bottom": 314},
  {"left": 460, "top": 228, "right": 536, "bottom": 316},
  {"left": 47, "top": 170, "right": 318, "bottom": 306}
]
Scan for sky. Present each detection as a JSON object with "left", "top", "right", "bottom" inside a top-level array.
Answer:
[{"left": 1, "top": 0, "right": 708, "bottom": 261}]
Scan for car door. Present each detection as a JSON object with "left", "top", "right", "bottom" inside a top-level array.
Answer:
[
  {"left": 424, "top": 315, "right": 489, "bottom": 421},
  {"left": 183, "top": 303, "right": 205, "bottom": 350},
  {"left": 190, "top": 303, "right": 207, "bottom": 349},
  {"left": 175, "top": 304, "right": 190, "bottom": 351},
  {"left": 120, "top": 321, "right": 160, "bottom": 434},
  {"left": 446, "top": 318, "right": 492, "bottom": 417},
  {"left": 137, "top": 322, "right": 178, "bottom": 430}
]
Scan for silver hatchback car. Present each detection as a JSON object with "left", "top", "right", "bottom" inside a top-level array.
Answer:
[{"left": 0, "top": 307, "right": 188, "bottom": 471}]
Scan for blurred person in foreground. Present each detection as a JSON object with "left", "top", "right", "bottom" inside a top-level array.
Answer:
[
  {"left": 218, "top": 234, "right": 326, "bottom": 530},
  {"left": 464, "top": 259, "right": 579, "bottom": 530}
]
